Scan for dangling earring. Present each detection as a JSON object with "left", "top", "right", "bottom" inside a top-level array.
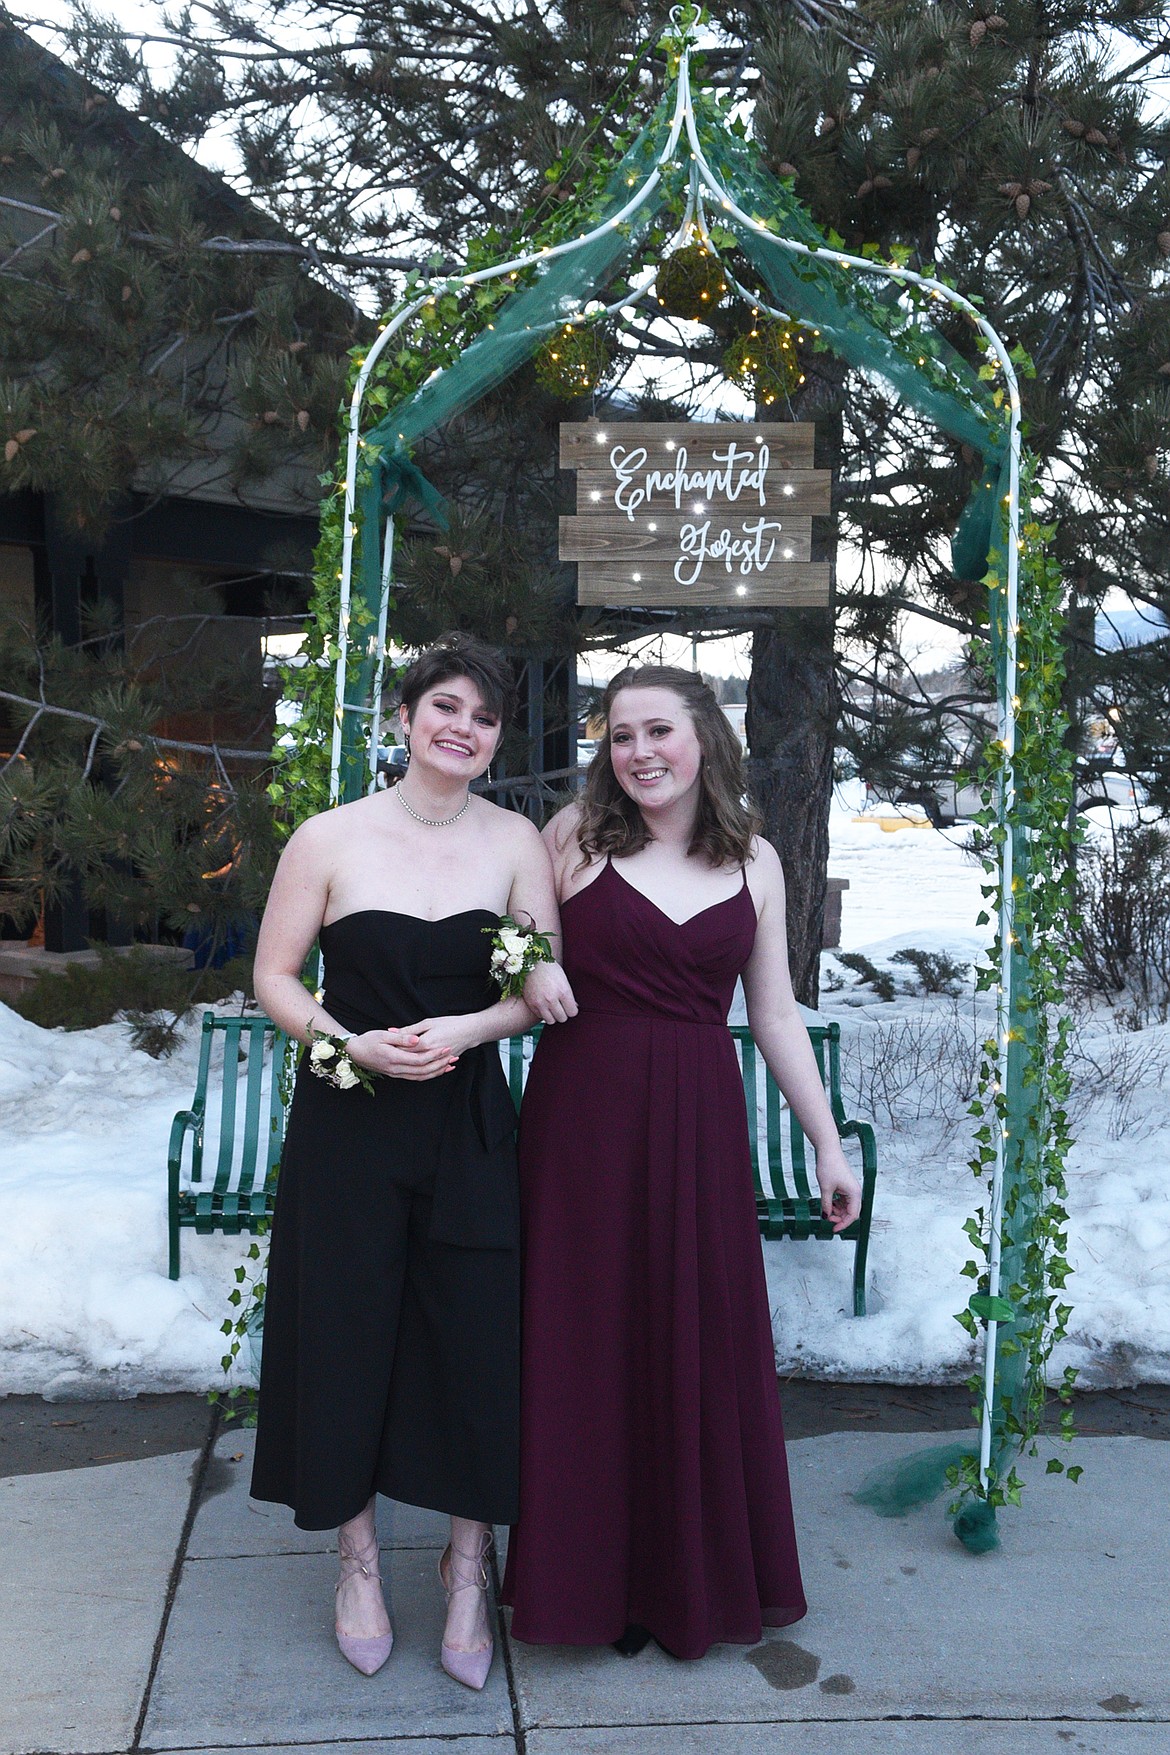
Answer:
[{"left": 403, "top": 733, "right": 411, "bottom": 763}]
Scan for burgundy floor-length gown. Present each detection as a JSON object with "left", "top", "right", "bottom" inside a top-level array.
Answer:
[{"left": 501, "top": 856, "right": 807, "bottom": 1658}]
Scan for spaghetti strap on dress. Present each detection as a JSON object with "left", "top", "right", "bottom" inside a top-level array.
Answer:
[{"left": 501, "top": 859, "right": 807, "bottom": 1658}]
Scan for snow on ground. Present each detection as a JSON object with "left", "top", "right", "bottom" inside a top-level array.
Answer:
[
  {"left": 1, "top": 781, "right": 1168, "bottom": 1396},
  {"left": 0, "top": 1004, "right": 260, "bottom": 1397}
]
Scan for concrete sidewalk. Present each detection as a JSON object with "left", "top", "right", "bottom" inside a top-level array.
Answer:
[{"left": 2, "top": 1424, "right": 1167, "bottom": 1755}]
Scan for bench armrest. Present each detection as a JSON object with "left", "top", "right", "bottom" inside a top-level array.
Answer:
[
  {"left": 168, "top": 1109, "right": 201, "bottom": 1186},
  {"left": 838, "top": 1117, "right": 877, "bottom": 1178}
]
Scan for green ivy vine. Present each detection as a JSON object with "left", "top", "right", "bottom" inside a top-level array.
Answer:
[{"left": 950, "top": 473, "right": 1081, "bottom": 1513}]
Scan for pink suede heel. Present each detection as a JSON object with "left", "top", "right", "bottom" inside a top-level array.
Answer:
[
  {"left": 439, "top": 1532, "right": 494, "bottom": 1691},
  {"left": 335, "top": 1529, "right": 393, "bottom": 1676}
]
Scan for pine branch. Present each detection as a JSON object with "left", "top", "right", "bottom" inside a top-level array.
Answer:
[{"left": 0, "top": 689, "right": 273, "bottom": 766}]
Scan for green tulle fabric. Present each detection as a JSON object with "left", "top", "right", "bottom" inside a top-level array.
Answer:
[{"left": 346, "top": 80, "right": 1010, "bottom": 767}]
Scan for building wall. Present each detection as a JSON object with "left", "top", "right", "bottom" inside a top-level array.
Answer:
[{"left": 0, "top": 544, "right": 35, "bottom": 621}]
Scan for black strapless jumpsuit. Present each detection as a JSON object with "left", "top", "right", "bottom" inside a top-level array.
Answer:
[{"left": 250, "top": 909, "right": 520, "bottom": 1530}]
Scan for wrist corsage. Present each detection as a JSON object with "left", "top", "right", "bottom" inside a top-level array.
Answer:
[
  {"left": 306, "top": 1026, "right": 378, "bottom": 1094},
  {"left": 484, "top": 914, "right": 555, "bottom": 1000}
]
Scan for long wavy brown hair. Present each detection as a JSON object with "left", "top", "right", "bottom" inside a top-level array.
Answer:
[{"left": 576, "top": 666, "right": 761, "bottom": 868}]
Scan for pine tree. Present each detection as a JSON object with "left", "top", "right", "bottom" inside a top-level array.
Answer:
[
  {"left": 0, "top": 13, "right": 356, "bottom": 528},
  {"left": 14, "top": 2, "right": 1170, "bottom": 998},
  {"left": 0, "top": 14, "right": 361, "bottom": 968}
]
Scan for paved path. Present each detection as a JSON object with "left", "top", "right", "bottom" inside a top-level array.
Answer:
[{"left": 2, "top": 1424, "right": 1168, "bottom": 1755}]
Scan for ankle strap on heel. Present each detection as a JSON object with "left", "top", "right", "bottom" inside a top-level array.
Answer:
[
  {"left": 441, "top": 1532, "right": 493, "bottom": 1600},
  {"left": 337, "top": 1532, "right": 383, "bottom": 1591}
]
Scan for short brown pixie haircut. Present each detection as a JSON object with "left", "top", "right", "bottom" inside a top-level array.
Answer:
[{"left": 396, "top": 631, "right": 517, "bottom": 727}]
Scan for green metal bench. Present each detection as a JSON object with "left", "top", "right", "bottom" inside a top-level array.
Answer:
[
  {"left": 504, "top": 1020, "right": 877, "bottom": 1316},
  {"left": 167, "top": 1011, "right": 293, "bottom": 1280},
  {"left": 731, "top": 1022, "right": 877, "bottom": 1317}
]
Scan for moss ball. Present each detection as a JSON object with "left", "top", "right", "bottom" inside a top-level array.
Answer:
[
  {"left": 722, "top": 321, "right": 806, "bottom": 405},
  {"left": 654, "top": 243, "right": 728, "bottom": 320},
  {"left": 533, "top": 324, "right": 614, "bottom": 398}
]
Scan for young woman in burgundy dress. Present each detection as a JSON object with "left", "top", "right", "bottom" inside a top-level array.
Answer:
[
  {"left": 501, "top": 665, "right": 863, "bottom": 1660},
  {"left": 251, "top": 635, "right": 574, "bottom": 1687}
]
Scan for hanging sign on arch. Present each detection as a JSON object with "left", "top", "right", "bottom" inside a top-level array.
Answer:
[{"left": 559, "top": 420, "right": 831, "bottom": 607}]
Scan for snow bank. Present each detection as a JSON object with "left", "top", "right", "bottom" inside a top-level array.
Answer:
[{"left": 0, "top": 1002, "right": 259, "bottom": 1398}]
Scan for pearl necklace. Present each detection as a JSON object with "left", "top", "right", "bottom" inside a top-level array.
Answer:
[{"left": 395, "top": 784, "right": 471, "bottom": 828}]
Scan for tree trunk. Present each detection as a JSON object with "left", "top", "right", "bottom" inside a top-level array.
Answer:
[
  {"left": 745, "top": 411, "right": 841, "bottom": 1008},
  {"left": 745, "top": 611, "right": 837, "bottom": 1007}
]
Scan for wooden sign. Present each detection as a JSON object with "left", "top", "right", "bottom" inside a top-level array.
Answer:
[{"left": 559, "top": 421, "right": 831, "bottom": 608}]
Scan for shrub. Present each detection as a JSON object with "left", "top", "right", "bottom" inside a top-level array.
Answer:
[
  {"left": 836, "top": 951, "right": 897, "bottom": 1002},
  {"left": 12, "top": 946, "right": 254, "bottom": 1050},
  {"left": 891, "top": 946, "right": 970, "bottom": 996},
  {"left": 1073, "top": 822, "right": 1170, "bottom": 1026},
  {"left": 840, "top": 998, "right": 983, "bottom": 1131}
]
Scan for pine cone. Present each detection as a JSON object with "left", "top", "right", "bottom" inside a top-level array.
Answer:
[
  {"left": 15, "top": 429, "right": 36, "bottom": 444},
  {"left": 1158, "top": 362, "right": 1170, "bottom": 376},
  {"left": 857, "top": 178, "right": 874, "bottom": 197},
  {"left": 1085, "top": 127, "right": 1107, "bottom": 146},
  {"left": 261, "top": 410, "right": 280, "bottom": 424},
  {"left": 4, "top": 440, "right": 18, "bottom": 464},
  {"left": 969, "top": 19, "right": 987, "bottom": 45},
  {"left": 70, "top": 247, "right": 91, "bottom": 264},
  {"left": 986, "top": 12, "right": 1007, "bottom": 25},
  {"left": 1015, "top": 193, "right": 1031, "bottom": 218},
  {"left": 920, "top": 128, "right": 942, "bottom": 143},
  {"left": 778, "top": 162, "right": 798, "bottom": 178},
  {"left": 999, "top": 181, "right": 1023, "bottom": 198},
  {"left": 873, "top": 174, "right": 892, "bottom": 189},
  {"left": 1062, "top": 118, "right": 1086, "bottom": 137},
  {"left": 818, "top": 114, "right": 837, "bottom": 136},
  {"left": 295, "top": 409, "right": 310, "bottom": 431},
  {"left": 905, "top": 146, "right": 921, "bottom": 170},
  {"left": 1156, "top": 232, "right": 1170, "bottom": 257}
]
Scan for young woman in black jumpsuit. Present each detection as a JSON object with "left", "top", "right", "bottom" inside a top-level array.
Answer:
[{"left": 251, "top": 635, "right": 575, "bottom": 1686}]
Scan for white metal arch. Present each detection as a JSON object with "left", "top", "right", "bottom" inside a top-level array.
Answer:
[{"left": 332, "top": 19, "right": 1023, "bottom": 1494}]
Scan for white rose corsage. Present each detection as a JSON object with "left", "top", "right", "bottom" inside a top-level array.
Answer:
[
  {"left": 484, "top": 914, "right": 555, "bottom": 1000},
  {"left": 306, "top": 1026, "right": 378, "bottom": 1094}
]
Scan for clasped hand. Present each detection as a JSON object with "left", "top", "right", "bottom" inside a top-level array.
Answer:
[
  {"left": 346, "top": 1015, "right": 479, "bottom": 1082},
  {"left": 523, "top": 960, "right": 578, "bottom": 1025}
]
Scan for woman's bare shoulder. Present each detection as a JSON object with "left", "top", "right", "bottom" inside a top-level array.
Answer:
[
  {"left": 287, "top": 793, "right": 377, "bottom": 844},
  {"left": 745, "top": 834, "right": 785, "bottom": 905},
  {"left": 474, "top": 794, "right": 545, "bottom": 852},
  {"left": 542, "top": 800, "right": 584, "bottom": 857},
  {"left": 746, "top": 833, "right": 782, "bottom": 875}
]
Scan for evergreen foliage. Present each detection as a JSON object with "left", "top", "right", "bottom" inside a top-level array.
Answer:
[
  {"left": 0, "top": 13, "right": 356, "bottom": 529},
  {"left": 0, "top": 602, "right": 283, "bottom": 973}
]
